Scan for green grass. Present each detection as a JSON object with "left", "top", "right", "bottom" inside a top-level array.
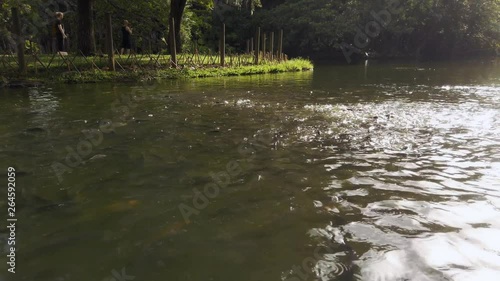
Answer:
[
  {"left": 0, "top": 53, "right": 313, "bottom": 85},
  {"left": 183, "top": 58, "right": 313, "bottom": 78}
]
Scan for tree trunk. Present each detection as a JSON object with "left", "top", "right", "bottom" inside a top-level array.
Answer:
[
  {"left": 11, "top": 7, "right": 26, "bottom": 74},
  {"left": 168, "top": 0, "right": 187, "bottom": 53},
  {"left": 77, "top": 0, "right": 96, "bottom": 55}
]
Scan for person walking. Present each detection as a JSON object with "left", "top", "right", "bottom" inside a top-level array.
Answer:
[
  {"left": 120, "top": 20, "right": 133, "bottom": 55},
  {"left": 54, "top": 12, "right": 68, "bottom": 55}
]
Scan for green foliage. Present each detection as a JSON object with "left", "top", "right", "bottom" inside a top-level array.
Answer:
[
  {"left": 254, "top": 0, "right": 500, "bottom": 59},
  {"left": 1, "top": 0, "right": 498, "bottom": 60},
  {"left": 95, "top": 0, "right": 170, "bottom": 52},
  {"left": 183, "top": 58, "right": 312, "bottom": 77},
  {"left": 254, "top": 0, "right": 362, "bottom": 56},
  {"left": 25, "top": 39, "right": 40, "bottom": 52}
]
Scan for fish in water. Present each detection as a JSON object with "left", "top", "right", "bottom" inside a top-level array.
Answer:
[
  {"left": 106, "top": 199, "right": 140, "bottom": 212},
  {"left": 25, "top": 127, "right": 46, "bottom": 133},
  {"left": 208, "top": 127, "right": 221, "bottom": 133},
  {"left": 78, "top": 199, "right": 140, "bottom": 222},
  {"left": 87, "top": 154, "right": 107, "bottom": 162},
  {"left": 143, "top": 220, "right": 191, "bottom": 249}
]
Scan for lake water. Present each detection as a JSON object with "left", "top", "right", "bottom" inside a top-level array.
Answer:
[{"left": 1, "top": 60, "right": 499, "bottom": 281}]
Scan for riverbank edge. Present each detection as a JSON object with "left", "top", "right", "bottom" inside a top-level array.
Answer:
[{"left": 0, "top": 58, "right": 313, "bottom": 87}]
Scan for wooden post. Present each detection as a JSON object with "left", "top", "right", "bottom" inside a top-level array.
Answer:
[
  {"left": 246, "top": 39, "right": 250, "bottom": 54},
  {"left": 262, "top": 32, "right": 266, "bottom": 62},
  {"left": 105, "top": 13, "right": 115, "bottom": 71},
  {"left": 34, "top": 55, "right": 38, "bottom": 74},
  {"left": 195, "top": 41, "right": 199, "bottom": 64},
  {"left": 11, "top": 7, "right": 26, "bottom": 75},
  {"left": 278, "top": 29, "right": 283, "bottom": 61},
  {"left": 254, "top": 28, "right": 260, "bottom": 65},
  {"left": 66, "top": 36, "right": 70, "bottom": 53},
  {"left": 33, "top": 42, "right": 38, "bottom": 74},
  {"left": 270, "top": 32, "right": 274, "bottom": 61},
  {"left": 170, "top": 18, "right": 177, "bottom": 68},
  {"left": 220, "top": 23, "right": 225, "bottom": 67},
  {"left": 250, "top": 37, "right": 254, "bottom": 53}
]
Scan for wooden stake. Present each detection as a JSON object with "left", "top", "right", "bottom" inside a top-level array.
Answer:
[
  {"left": 270, "top": 32, "right": 274, "bottom": 61},
  {"left": 254, "top": 28, "right": 260, "bottom": 65},
  {"left": 262, "top": 32, "right": 266, "bottom": 62},
  {"left": 278, "top": 29, "right": 283, "bottom": 61},
  {"left": 220, "top": 23, "right": 225, "bottom": 67},
  {"left": 105, "top": 13, "right": 115, "bottom": 71}
]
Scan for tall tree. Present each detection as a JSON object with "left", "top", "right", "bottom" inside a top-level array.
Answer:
[
  {"left": 168, "top": 0, "right": 187, "bottom": 53},
  {"left": 77, "top": 0, "right": 96, "bottom": 55}
]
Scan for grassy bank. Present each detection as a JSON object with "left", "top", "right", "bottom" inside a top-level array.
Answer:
[{"left": 0, "top": 56, "right": 313, "bottom": 86}]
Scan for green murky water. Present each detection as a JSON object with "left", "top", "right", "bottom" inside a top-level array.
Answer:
[{"left": 1, "top": 60, "right": 500, "bottom": 281}]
